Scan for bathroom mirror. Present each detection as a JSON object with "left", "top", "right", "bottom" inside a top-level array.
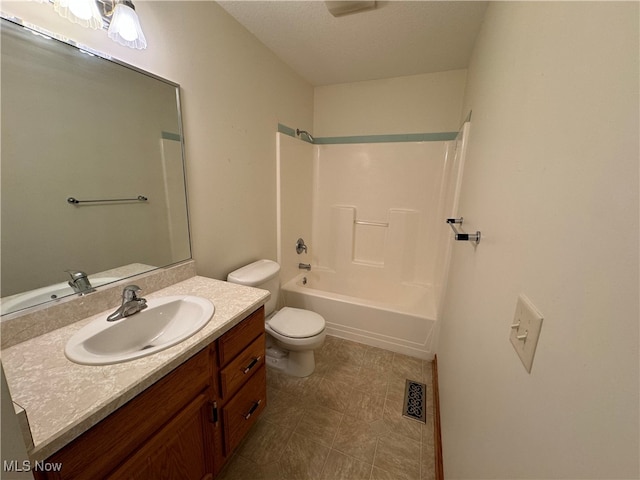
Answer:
[{"left": 0, "top": 17, "right": 191, "bottom": 315}]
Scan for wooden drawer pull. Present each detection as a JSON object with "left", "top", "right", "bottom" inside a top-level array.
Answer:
[
  {"left": 243, "top": 356, "right": 262, "bottom": 374},
  {"left": 244, "top": 400, "right": 262, "bottom": 420}
]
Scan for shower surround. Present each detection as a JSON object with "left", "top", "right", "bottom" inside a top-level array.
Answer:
[{"left": 277, "top": 124, "right": 469, "bottom": 359}]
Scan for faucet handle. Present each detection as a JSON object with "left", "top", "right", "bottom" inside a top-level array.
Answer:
[
  {"left": 296, "top": 238, "right": 308, "bottom": 254},
  {"left": 122, "top": 285, "right": 142, "bottom": 302}
]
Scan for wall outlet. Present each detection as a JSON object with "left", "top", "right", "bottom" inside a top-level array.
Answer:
[{"left": 510, "top": 294, "right": 544, "bottom": 373}]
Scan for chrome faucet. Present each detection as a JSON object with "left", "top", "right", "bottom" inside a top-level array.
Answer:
[
  {"left": 66, "top": 270, "right": 95, "bottom": 295},
  {"left": 107, "top": 285, "right": 147, "bottom": 322},
  {"left": 298, "top": 263, "right": 311, "bottom": 271}
]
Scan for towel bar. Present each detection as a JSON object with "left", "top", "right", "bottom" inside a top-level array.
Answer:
[{"left": 67, "top": 195, "right": 148, "bottom": 205}]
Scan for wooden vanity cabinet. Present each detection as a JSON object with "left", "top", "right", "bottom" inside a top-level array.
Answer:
[{"left": 34, "top": 306, "right": 267, "bottom": 480}]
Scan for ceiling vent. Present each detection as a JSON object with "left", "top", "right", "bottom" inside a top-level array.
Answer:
[{"left": 325, "top": 1, "right": 377, "bottom": 17}]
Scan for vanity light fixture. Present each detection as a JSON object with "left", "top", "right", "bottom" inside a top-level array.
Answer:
[
  {"left": 107, "top": 0, "right": 146, "bottom": 49},
  {"left": 46, "top": 0, "right": 147, "bottom": 49},
  {"left": 53, "top": 0, "right": 103, "bottom": 30}
]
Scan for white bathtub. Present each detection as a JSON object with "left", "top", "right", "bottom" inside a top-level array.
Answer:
[{"left": 282, "top": 270, "right": 437, "bottom": 359}]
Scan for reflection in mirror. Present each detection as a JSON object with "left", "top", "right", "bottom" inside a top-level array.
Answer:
[{"left": 1, "top": 17, "right": 191, "bottom": 316}]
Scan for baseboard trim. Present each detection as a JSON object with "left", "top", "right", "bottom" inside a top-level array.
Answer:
[{"left": 432, "top": 355, "right": 444, "bottom": 480}]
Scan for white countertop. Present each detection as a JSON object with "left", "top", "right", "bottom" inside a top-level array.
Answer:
[{"left": 1, "top": 276, "right": 269, "bottom": 461}]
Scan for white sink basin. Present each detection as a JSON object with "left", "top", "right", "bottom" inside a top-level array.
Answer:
[{"left": 65, "top": 295, "right": 215, "bottom": 365}]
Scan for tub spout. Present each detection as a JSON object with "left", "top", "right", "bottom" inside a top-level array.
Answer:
[{"left": 298, "top": 263, "right": 311, "bottom": 271}]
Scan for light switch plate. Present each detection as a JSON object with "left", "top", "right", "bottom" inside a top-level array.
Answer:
[{"left": 510, "top": 294, "right": 544, "bottom": 373}]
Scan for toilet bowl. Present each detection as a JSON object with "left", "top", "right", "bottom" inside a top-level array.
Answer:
[{"left": 227, "top": 260, "right": 325, "bottom": 377}]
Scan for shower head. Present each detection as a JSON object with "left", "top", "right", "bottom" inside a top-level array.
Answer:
[{"left": 296, "top": 129, "right": 315, "bottom": 143}]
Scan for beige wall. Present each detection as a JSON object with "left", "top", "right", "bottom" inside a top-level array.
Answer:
[
  {"left": 437, "top": 2, "right": 639, "bottom": 478},
  {"left": 2, "top": 1, "right": 314, "bottom": 281},
  {"left": 314, "top": 69, "right": 467, "bottom": 136}
]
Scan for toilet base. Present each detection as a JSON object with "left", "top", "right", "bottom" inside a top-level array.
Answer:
[
  {"left": 285, "top": 350, "right": 316, "bottom": 377},
  {"left": 265, "top": 354, "right": 287, "bottom": 371},
  {"left": 265, "top": 347, "right": 316, "bottom": 377}
]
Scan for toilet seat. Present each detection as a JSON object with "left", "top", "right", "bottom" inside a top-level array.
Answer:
[{"left": 268, "top": 307, "right": 325, "bottom": 338}]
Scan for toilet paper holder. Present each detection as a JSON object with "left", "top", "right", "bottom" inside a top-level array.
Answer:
[{"left": 446, "top": 218, "right": 481, "bottom": 245}]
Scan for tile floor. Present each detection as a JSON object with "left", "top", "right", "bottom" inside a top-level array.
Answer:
[{"left": 218, "top": 335, "right": 436, "bottom": 480}]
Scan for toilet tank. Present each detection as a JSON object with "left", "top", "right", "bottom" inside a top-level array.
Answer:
[{"left": 226, "top": 259, "right": 280, "bottom": 316}]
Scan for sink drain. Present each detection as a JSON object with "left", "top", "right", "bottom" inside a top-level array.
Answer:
[{"left": 402, "top": 379, "right": 427, "bottom": 423}]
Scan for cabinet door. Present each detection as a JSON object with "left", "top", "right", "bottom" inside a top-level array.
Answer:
[{"left": 107, "top": 394, "right": 214, "bottom": 480}]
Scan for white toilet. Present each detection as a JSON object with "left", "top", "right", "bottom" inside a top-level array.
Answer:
[{"left": 227, "top": 259, "right": 326, "bottom": 377}]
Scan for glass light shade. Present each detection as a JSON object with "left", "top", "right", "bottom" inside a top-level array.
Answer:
[
  {"left": 107, "top": 2, "right": 147, "bottom": 49},
  {"left": 53, "top": 0, "right": 104, "bottom": 30}
]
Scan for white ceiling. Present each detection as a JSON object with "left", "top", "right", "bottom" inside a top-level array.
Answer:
[{"left": 216, "top": 1, "right": 488, "bottom": 86}]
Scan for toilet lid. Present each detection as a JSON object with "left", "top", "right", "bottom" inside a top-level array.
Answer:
[{"left": 268, "top": 307, "right": 325, "bottom": 338}]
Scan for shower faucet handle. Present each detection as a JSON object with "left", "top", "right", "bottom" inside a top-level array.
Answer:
[{"left": 296, "top": 238, "right": 308, "bottom": 254}]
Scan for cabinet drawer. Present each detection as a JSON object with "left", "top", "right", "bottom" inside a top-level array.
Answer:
[
  {"left": 219, "top": 334, "right": 265, "bottom": 400},
  {"left": 222, "top": 364, "right": 267, "bottom": 455},
  {"left": 217, "top": 307, "right": 264, "bottom": 366}
]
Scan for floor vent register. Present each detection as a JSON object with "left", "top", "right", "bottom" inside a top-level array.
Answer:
[{"left": 402, "top": 379, "right": 427, "bottom": 423}]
